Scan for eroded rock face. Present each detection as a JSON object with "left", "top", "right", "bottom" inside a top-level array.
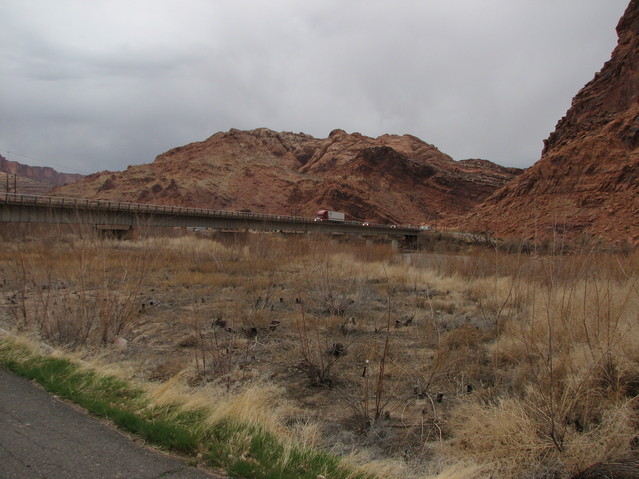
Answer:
[
  {"left": 51, "top": 128, "right": 521, "bottom": 224},
  {"left": 0, "top": 156, "right": 83, "bottom": 188},
  {"left": 462, "top": 0, "right": 639, "bottom": 246}
]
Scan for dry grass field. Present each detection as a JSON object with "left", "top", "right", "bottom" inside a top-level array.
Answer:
[{"left": 1, "top": 225, "right": 637, "bottom": 478}]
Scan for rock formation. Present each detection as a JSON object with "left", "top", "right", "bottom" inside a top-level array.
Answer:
[
  {"left": 0, "top": 155, "right": 83, "bottom": 188},
  {"left": 461, "top": 0, "right": 639, "bottom": 246},
  {"left": 51, "top": 128, "right": 521, "bottom": 224}
]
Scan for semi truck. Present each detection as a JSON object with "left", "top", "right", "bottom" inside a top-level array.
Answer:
[{"left": 314, "top": 209, "right": 345, "bottom": 222}]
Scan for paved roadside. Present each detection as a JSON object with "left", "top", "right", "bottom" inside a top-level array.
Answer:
[{"left": 0, "top": 368, "right": 224, "bottom": 479}]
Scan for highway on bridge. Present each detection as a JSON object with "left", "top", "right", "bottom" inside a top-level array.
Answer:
[{"left": 0, "top": 193, "right": 419, "bottom": 238}]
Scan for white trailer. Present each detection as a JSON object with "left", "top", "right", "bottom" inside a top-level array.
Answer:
[{"left": 314, "top": 209, "right": 346, "bottom": 222}]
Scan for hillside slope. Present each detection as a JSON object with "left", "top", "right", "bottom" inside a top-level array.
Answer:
[
  {"left": 52, "top": 128, "right": 521, "bottom": 224},
  {"left": 461, "top": 0, "right": 639, "bottom": 246}
]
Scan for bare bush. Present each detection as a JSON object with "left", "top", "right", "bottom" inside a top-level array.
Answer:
[
  {"left": 292, "top": 299, "right": 347, "bottom": 386},
  {"left": 3, "top": 232, "right": 152, "bottom": 347},
  {"left": 1, "top": 228, "right": 637, "bottom": 479}
]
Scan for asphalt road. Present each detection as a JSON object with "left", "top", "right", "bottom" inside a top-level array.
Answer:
[{"left": 0, "top": 368, "right": 223, "bottom": 479}]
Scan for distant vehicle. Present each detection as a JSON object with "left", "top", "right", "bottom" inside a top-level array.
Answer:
[
  {"left": 314, "top": 209, "right": 346, "bottom": 222},
  {"left": 420, "top": 225, "right": 431, "bottom": 231}
]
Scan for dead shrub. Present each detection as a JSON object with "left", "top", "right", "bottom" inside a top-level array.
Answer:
[
  {"left": 3, "top": 237, "right": 151, "bottom": 347},
  {"left": 292, "top": 300, "right": 347, "bottom": 386}
]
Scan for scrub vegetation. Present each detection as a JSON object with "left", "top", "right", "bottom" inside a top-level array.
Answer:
[{"left": 0, "top": 224, "right": 637, "bottom": 479}]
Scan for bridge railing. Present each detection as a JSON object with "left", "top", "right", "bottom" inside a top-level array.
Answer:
[
  {"left": 0, "top": 193, "right": 419, "bottom": 232},
  {"left": 0, "top": 192, "right": 318, "bottom": 223}
]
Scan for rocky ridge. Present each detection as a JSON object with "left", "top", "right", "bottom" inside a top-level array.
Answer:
[
  {"left": 460, "top": 0, "right": 639, "bottom": 246},
  {"left": 52, "top": 128, "right": 521, "bottom": 224},
  {"left": 0, "top": 155, "right": 83, "bottom": 188}
]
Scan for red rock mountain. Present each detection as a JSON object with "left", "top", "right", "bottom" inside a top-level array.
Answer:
[
  {"left": 52, "top": 129, "right": 521, "bottom": 224},
  {"left": 0, "top": 155, "right": 83, "bottom": 189},
  {"left": 461, "top": 0, "right": 639, "bottom": 246}
]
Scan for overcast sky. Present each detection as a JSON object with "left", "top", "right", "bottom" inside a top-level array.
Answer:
[{"left": 0, "top": 0, "right": 630, "bottom": 175}]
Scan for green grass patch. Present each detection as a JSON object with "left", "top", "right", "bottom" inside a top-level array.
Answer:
[{"left": 0, "top": 337, "right": 371, "bottom": 479}]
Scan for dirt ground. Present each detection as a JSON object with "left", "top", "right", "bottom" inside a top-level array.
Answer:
[
  {"left": 0, "top": 233, "right": 496, "bottom": 467},
  {"left": 4, "top": 232, "right": 636, "bottom": 478}
]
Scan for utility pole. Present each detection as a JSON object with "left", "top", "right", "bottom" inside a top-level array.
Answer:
[{"left": 4, "top": 174, "right": 17, "bottom": 193}]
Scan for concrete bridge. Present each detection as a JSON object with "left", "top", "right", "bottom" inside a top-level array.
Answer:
[{"left": 0, "top": 193, "right": 419, "bottom": 243}]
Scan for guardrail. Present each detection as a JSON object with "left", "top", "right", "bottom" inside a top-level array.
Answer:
[
  {"left": 0, "top": 192, "right": 316, "bottom": 223},
  {"left": 0, "top": 193, "right": 420, "bottom": 233}
]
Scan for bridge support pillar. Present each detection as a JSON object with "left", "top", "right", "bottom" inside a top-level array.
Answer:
[
  {"left": 391, "top": 239, "right": 399, "bottom": 251},
  {"left": 94, "top": 224, "right": 136, "bottom": 240}
]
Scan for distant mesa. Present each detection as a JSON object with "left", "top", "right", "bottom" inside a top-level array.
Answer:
[{"left": 0, "top": 155, "right": 84, "bottom": 195}]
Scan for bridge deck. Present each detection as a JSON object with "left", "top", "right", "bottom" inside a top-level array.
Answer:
[{"left": 0, "top": 193, "right": 419, "bottom": 236}]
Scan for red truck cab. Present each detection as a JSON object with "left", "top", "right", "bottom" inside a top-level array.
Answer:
[{"left": 314, "top": 209, "right": 346, "bottom": 222}]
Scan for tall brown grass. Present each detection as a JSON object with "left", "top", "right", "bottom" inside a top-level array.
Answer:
[
  {"left": 443, "top": 249, "right": 639, "bottom": 478},
  {"left": 0, "top": 226, "right": 636, "bottom": 479},
  {"left": 1, "top": 231, "right": 154, "bottom": 346}
]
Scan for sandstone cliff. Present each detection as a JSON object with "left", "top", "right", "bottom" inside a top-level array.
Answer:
[
  {"left": 52, "top": 128, "right": 521, "bottom": 224},
  {"left": 0, "top": 156, "right": 83, "bottom": 188},
  {"left": 461, "top": 0, "right": 639, "bottom": 246}
]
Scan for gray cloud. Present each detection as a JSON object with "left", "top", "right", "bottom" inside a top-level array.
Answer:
[{"left": 0, "top": 0, "right": 630, "bottom": 174}]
